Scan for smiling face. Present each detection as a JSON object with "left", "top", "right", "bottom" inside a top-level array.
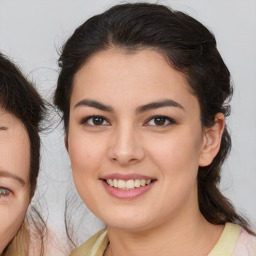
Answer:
[
  {"left": 67, "top": 48, "right": 213, "bottom": 231},
  {"left": 0, "top": 109, "right": 30, "bottom": 253}
]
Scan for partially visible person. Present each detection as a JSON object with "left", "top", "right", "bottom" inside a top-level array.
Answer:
[
  {"left": 55, "top": 3, "right": 256, "bottom": 256},
  {"left": 0, "top": 53, "right": 45, "bottom": 255}
]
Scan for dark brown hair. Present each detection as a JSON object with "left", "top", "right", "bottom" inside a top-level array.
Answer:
[
  {"left": 0, "top": 53, "right": 45, "bottom": 197},
  {"left": 54, "top": 3, "right": 254, "bottom": 233},
  {"left": 0, "top": 52, "right": 46, "bottom": 254}
]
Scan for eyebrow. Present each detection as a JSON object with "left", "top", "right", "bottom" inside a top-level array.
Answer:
[
  {"left": 136, "top": 99, "right": 184, "bottom": 113},
  {"left": 74, "top": 98, "right": 184, "bottom": 113},
  {"left": 74, "top": 99, "right": 114, "bottom": 112},
  {"left": 0, "top": 170, "right": 26, "bottom": 186}
]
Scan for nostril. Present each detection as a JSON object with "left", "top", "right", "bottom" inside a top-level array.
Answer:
[{"left": 128, "top": 158, "right": 139, "bottom": 164}]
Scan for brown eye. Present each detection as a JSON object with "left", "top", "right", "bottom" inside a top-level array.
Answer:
[
  {"left": 92, "top": 117, "right": 104, "bottom": 125},
  {"left": 154, "top": 117, "right": 166, "bottom": 126},
  {"left": 82, "top": 116, "right": 109, "bottom": 126},
  {"left": 146, "top": 116, "right": 175, "bottom": 127}
]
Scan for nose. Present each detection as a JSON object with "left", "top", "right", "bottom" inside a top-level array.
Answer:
[{"left": 108, "top": 124, "right": 145, "bottom": 166}]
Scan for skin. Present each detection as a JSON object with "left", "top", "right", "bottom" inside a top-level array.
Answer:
[
  {"left": 67, "top": 48, "right": 225, "bottom": 256},
  {"left": 0, "top": 109, "right": 30, "bottom": 253}
]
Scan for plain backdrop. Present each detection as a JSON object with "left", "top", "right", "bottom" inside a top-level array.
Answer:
[{"left": 0, "top": 0, "right": 256, "bottom": 250}]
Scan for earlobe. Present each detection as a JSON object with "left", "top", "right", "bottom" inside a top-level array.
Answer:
[{"left": 199, "top": 113, "right": 225, "bottom": 167}]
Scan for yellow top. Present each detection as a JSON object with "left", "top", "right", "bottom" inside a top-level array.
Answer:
[
  {"left": 208, "top": 223, "right": 241, "bottom": 256},
  {"left": 70, "top": 222, "right": 241, "bottom": 256}
]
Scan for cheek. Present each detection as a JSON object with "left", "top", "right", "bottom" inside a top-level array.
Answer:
[
  {"left": 67, "top": 132, "right": 107, "bottom": 198},
  {"left": 68, "top": 122, "right": 111, "bottom": 170},
  {"left": 0, "top": 197, "right": 29, "bottom": 252},
  {"left": 148, "top": 135, "right": 201, "bottom": 169},
  {"left": 68, "top": 134, "right": 105, "bottom": 173},
  {"left": 145, "top": 128, "right": 203, "bottom": 196},
  {"left": 144, "top": 135, "right": 202, "bottom": 215}
]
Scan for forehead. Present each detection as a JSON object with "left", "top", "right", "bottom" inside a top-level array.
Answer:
[
  {"left": 0, "top": 109, "right": 30, "bottom": 185},
  {"left": 71, "top": 48, "right": 199, "bottom": 112}
]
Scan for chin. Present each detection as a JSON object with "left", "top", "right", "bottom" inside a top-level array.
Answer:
[{"left": 101, "top": 212, "right": 153, "bottom": 232}]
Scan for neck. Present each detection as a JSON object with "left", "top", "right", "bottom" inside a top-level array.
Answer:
[{"left": 105, "top": 213, "right": 223, "bottom": 256}]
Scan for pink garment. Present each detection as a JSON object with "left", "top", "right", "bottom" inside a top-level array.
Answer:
[{"left": 232, "top": 228, "right": 256, "bottom": 256}]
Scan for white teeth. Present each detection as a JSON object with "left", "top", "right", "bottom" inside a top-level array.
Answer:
[
  {"left": 117, "top": 180, "right": 126, "bottom": 189},
  {"left": 126, "top": 179, "right": 134, "bottom": 189},
  {"left": 113, "top": 179, "right": 118, "bottom": 188},
  {"left": 134, "top": 179, "right": 141, "bottom": 188},
  {"left": 106, "top": 178, "right": 152, "bottom": 190},
  {"left": 107, "top": 179, "right": 113, "bottom": 186}
]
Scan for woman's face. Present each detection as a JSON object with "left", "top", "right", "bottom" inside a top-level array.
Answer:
[
  {"left": 0, "top": 109, "right": 30, "bottom": 253},
  {"left": 67, "top": 48, "right": 210, "bottom": 231}
]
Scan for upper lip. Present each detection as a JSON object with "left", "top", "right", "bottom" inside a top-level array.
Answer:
[{"left": 100, "top": 173, "right": 156, "bottom": 181}]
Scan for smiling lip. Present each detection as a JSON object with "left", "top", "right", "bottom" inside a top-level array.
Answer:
[
  {"left": 100, "top": 173, "right": 156, "bottom": 199},
  {"left": 101, "top": 173, "right": 155, "bottom": 181}
]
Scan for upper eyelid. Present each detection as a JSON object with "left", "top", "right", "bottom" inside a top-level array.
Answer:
[
  {"left": 145, "top": 115, "right": 176, "bottom": 123},
  {"left": 80, "top": 115, "right": 110, "bottom": 125},
  {"left": 79, "top": 115, "right": 176, "bottom": 125},
  {"left": 0, "top": 187, "right": 10, "bottom": 190}
]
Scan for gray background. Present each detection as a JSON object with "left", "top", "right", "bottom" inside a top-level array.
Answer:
[{"left": 0, "top": 0, "right": 255, "bottom": 250}]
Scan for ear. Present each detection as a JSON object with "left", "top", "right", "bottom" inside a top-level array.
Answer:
[
  {"left": 199, "top": 113, "right": 225, "bottom": 167},
  {"left": 64, "top": 136, "right": 69, "bottom": 151}
]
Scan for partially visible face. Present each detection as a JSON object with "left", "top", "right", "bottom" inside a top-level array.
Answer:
[
  {"left": 67, "top": 48, "right": 207, "bottom": 231},
  {"left": 0, "top": 109, "right": 30, "bottom": 253}
]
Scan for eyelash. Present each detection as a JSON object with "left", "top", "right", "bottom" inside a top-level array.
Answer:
[
  {"left": 144, "top": 115, "right": 176, "bottom": 127},
  {"left": 0, "top": 187, "right": 11, "bottom": 197},
  {"left": 80, "top": 115, "right": 110, "bottom": 126},
  {"left": 80, "top": 115, "right": 176, "bottom": 127}
]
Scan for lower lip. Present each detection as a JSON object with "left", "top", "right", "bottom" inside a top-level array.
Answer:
[{"left": 101, "top": 180, "right": 155, "bottom": 199}]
